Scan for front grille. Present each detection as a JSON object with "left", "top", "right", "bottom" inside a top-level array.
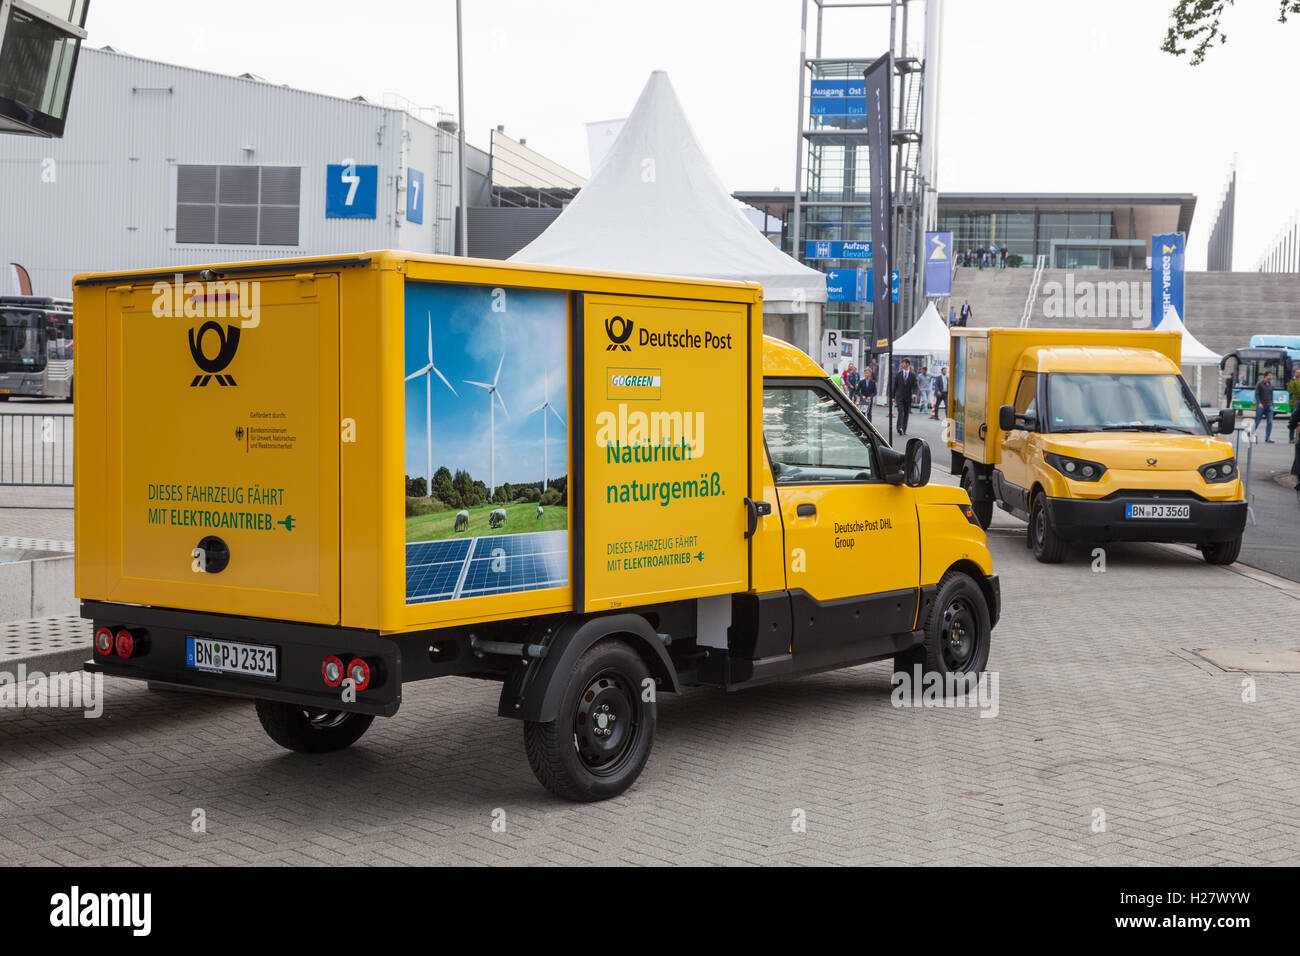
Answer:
[{"left": 1100, "top": 489, "right": 1206, "bottom": 502}]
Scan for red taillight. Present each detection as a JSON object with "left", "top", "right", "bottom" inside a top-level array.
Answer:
[
  {"left": 94, "top": 627, "right": 115, "bottom": 655},
  {"left": 321, "top": 655, "right": 344, "bottom": 688},
  {"left": 114, "top": 628, "right": 135, "bottom": 658},
  {"left": 347, "top": 658, "right": 371, "bottom": 691}
]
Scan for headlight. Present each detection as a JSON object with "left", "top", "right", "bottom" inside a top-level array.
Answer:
[
  {"left": 1199, "top": 458, "right": 1237, "bottom": 483},
  {"left": 957, "top": 503, "right": 981, "bottom": 525},
  {"left": 1044, "top": 451, "right": 1107, "bottom": 482}
]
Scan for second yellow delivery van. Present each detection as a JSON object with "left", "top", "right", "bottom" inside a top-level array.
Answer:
[{"left": 947, "top": 327, "right": 1246, "bottom": 564}]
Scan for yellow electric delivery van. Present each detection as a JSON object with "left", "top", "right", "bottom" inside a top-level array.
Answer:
[
  {"left": 74, "top": 252, "right": 998, "bottom": 801},
  {"left": 947, "top": 327, "right": 1245, "bottom": 565}
]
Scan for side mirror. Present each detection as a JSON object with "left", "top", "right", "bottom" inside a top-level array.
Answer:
[
  {"left": 1212, "top": 408, "right": 1236, "bottom": 434},
  {"left": 904, "top": 438, "right": 931, "bottom": 487},
  {"left": 998, "top": 404, "right": 1016, "bottom": 431},
  {"left": 880, "top": 445, "right": 906, "bottom": 485}
]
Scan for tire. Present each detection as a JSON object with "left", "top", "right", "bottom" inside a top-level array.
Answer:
[
  {"left": 524, "top": 639, "right": 655, "bottom": 802},
  {"left": 1030, "top": 491, "right": 1067, "bottom": 563},
  {"left": 1202, "top": 535, "right": 1242, "bottom": 566},
  {"left": 255, "top": 700, "right": 374, "bottom": 754},
  {"left": 893, "top": 570, "right": 992, "bottom": 687},
  {"left": 960, "top": 465, "right": 993, "bottom": 529}
]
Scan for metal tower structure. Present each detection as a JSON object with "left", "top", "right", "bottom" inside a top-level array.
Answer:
[{"left": 790, "top": 0, "right": 940, "bottom": 354}]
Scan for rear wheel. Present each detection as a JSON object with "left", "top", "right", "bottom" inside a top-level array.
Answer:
[
  {"left": 1201, "top": 535, "right": 1242, "bottom": 566},
  {"left": 893, "top": 571, "right": 992, "bottom": 686},
  {"left": 1030, "top": 491, "right": 1067, "bottom": 563},
  {"left": 255, "top": 700, "right": 374, "bottom": 754},
  {"left": 960, "top": 465, "right": 993, "bottom": 529},
  {"left": 524, "top": 639, "right": 655, "bottom": 802}
]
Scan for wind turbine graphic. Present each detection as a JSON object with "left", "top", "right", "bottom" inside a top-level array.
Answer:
[
  {"left": 465, "top": 352, "right": 509, "bottom": 497},
  {"left": 405, "top": 311, "right": 457, "bottom": 496},
  {"left": 529, "top": 370, "right": 565, "bottom": 501}
]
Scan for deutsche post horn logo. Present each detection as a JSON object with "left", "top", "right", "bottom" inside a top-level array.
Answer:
[
  {"left": 605, "top": 314, "right": 634, "bottom": 351},
  {"left": 188, "top": 321, "right": 241, "bottom": 387},
  {"left": 1146, "top": 458, "right": 1158, "bottom": 467}
]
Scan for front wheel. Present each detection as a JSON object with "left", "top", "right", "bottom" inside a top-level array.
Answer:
[
  {"left": 524, "top": 639, "right": 655, "bottom": 802},
  {"left": 960, "top": 466, "right": 993, "bottom": 529},
  {"left": 1030, "top": 492, "right": 1067, "bottom": 563},
  {"left": 1201, "top": 535, "right": 1242, "bottom": 566},
  {"left": 255, "top": 700, "right": 374, "bottom": 754},
  {"left": 893, "top": 571, "right": 992, "bottom": 686}
]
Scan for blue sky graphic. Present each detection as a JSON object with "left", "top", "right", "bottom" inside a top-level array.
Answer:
[{"left": 404, "top": 282, "right": 568, "bottom": 489}]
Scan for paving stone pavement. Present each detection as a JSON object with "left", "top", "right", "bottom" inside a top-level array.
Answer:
[{"left": 0, "top": 510, "right": 1297, "bottom": 866}]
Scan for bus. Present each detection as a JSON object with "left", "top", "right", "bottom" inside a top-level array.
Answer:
[
  {"left": 0, "top": 296, "right": 74, "bottom": 401},
  {"left": 1219, "top": 345, "right": 1292, "bottom": 415}
]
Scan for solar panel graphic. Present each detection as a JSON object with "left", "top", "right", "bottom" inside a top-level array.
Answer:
[{"left": 406, "top": 530, "right": 568, "bottom": 604}]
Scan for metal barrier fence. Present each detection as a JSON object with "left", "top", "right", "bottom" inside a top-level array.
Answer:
[{"left": 0, "top": 413, "right": 74, "bottom": 487}]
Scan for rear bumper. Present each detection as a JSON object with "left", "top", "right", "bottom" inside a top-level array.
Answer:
[
  {"left": 81, "top": 601, "right": 402, "bottom": 717},
  {"left": 1045, "top": 495, "right": 1247, "bottom": 545}
]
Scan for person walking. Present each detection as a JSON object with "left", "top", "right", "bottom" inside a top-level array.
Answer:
[
  {"left": 859, "top": 367, "right": 876, "bottom": 422},
  {"left": 948, "top": 305, "right": 957, "bottom": 327},
  {"left": 958, "top": 299, "right": 972, "bottom": 327},
  {"left": 999, "top": 244, "right": 1008, "bottom": 269},
  {"left": 917, "top": 365, "right": 932, "bottom": 414},
  {"left": 1288, "top": 369, "right": 1300, "bottom": 442},
  {"left": 1290, "top": 402, "right": 1300, "bottom": 502},
  {"left": 892, "top": 358, "right": 917, "bottom": 436},
  {"left": 931, "top": 367, "right": 948, "bottom": 419},
  {"left": 844, "top": 363, "right": 860, "bottom": 401},
  {"left": 831, "top": 366, "right": 843, "bottom": 391},
  {"left": 1255, "top": 371, "right": 1276, "bottom": 442}
]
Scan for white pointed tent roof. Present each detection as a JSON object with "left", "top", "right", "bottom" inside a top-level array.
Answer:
[
  {"left": 511, "top": 71, "right": 826, "bottom": 310},
  {"left": 892, "top": 302, "right": 950, "bottom": 356},
  {"left": 1158, "top": 306, "right": 1220, "bottom": 365}
]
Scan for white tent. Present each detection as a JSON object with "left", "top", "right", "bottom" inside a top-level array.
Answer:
[
  {"left": 892, "top": 302, "right": 950, "bottom": 358},
  {"left": 1158, "top": 306, "right": 1222, "bottom": 407},
  {"left": 1157, "top": 306, "right": 1220, "bottom": 365},
  {"left": 511, "top": 71, "right": 826, "bottom": 353}
]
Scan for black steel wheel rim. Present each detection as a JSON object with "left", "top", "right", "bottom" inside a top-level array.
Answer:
[
  {"left": 574, "top": 669, "right": 640, "bottom": 776},
  {"left": 940, "top": 596, "right": 978, "bottom": 672},
  {"left": 305, "top": 708, "right": 349, "bottom": 730},
  {"left": 1033, "top": 501, "right": 1046, "bottom": 548}
]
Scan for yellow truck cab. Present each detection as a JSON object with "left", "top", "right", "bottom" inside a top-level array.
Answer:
[
  {"left": 947, "top": 328, "right": 1246, "bottom": 565},
  {"left": 74, "top": 252, "right": 997, "bottom": 801}
]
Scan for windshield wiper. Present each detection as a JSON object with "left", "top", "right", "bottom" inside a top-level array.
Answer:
[{"left": 1098, "top": 424, "right": 1193, "bottom": 433}]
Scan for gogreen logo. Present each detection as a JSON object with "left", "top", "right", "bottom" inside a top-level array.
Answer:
[
  {"left": 188, "top": 321, "right": 241, "bottom": 387},
  {"left": 605, "top": 314, "right": 634, "bottom": 351}
]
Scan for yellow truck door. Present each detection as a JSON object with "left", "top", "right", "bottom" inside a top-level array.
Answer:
[
  {"left": 90, "top": 272, "right": 340, "bottom": 624},
  {"left": 763, "top": 379, "right": 921, "bottom": 649},
  {"left": 579, "top": 293, "right": 751, "bottom": 612},
  {"left": 997, "top": 370, "right": 1039, "bottom": 511}
]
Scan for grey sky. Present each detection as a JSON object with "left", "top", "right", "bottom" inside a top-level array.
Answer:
[{"left": 83, "top": 0, "right": 1298, "bottom": 270}]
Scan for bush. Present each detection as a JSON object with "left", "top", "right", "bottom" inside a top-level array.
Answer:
[
  {"left": 540, "top": 488, "right": 562, "bottom": 507},
  {"left": 406, "top": 497, "right": 451, "bottom": 517}
]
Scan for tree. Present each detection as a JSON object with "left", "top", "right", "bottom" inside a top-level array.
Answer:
[
  {"left": 405, "top": 475, "right": 427, "bottom": 498},
  {"left": 1163, "top": 1, "right": 1300, "bottom": 64},
  {"left": 431, "top": 466, "right": 455, "bottom": 506}
]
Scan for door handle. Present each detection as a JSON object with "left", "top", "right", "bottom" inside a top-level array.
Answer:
[
  {"left": 743, "top": 497, "right": 772, "bottom": 538},
  {"left": 796, "top": 503, "right": 816, "bottom": 517}
]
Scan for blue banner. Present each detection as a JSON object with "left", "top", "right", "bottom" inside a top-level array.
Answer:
[
  {"left": 1151, "top": 232, "right": 1185, "bottom": 326},
  {"left": 924, "top": 231, "right": 953, "bottom": 298},
  {"left": 891, "top": 269, "right": 900, "bottom": 304},
  {"left": 809, "top": 79, "right": 866, "bottom": 129}
]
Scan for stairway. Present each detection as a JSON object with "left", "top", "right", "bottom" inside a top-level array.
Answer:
[{"left": 948, "top": 265, "right": 1036, "bottom": 328}]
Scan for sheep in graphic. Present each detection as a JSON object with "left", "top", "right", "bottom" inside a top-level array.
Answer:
[
  {"left": 454, "top": 510, "right": 469, "bottom": 532},
  {"left": 489, "top": 508, "right": 507, "bottom": 529},
  {"left": 536, "top": 504, "right": 544, "bottom": 519}
]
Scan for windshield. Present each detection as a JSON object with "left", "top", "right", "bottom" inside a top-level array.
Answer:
[
  {"left": 0, "top": 310, "right": 45, "bottom": 372},
  {"left": 1046, "top": 373, "right": 1206, "bottom": 434}
]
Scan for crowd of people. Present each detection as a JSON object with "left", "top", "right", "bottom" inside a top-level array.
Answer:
[
  {"left": 959, "top": 244, "right": 1008, "bottom": 269},
  {"left": 830, "top": 357, "right": 949, "bottom": 437}
]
